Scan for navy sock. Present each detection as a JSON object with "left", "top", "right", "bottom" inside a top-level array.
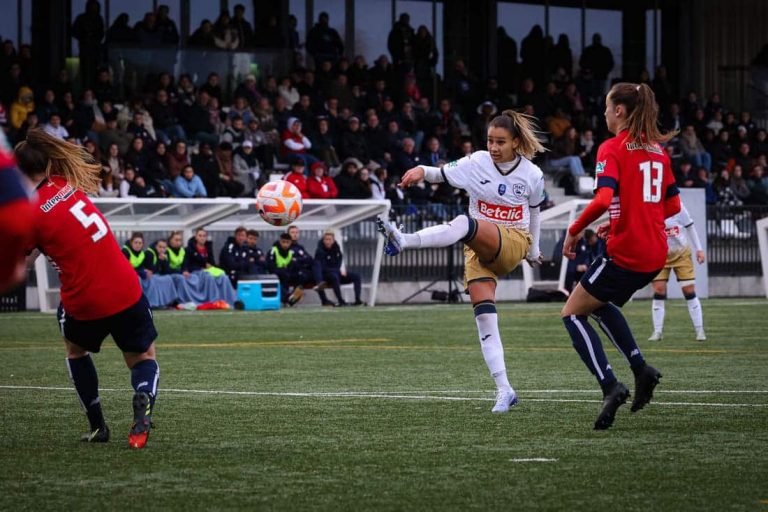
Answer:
[
  {"left": 592, "top": 303, "right": 646, "bottom": 372},
  {"left": 131, "top": 359, "right": 159, "bottom": 410},
  {"left": 562, "top": 315, "right": 616, "bottom": 388},
  {"left": 66, "top": 355, "right": 105, "bottom": 431}
]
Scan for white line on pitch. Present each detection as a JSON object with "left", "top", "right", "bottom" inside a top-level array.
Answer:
[
  {"left": 509, "top": 458, "right": 558, "bottom": 463},
  {"left": 2, "top": 385, "right": 767, "bottom": 408}
]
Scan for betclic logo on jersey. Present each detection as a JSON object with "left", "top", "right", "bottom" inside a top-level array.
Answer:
[{"left": 478, "top": 199, "right": 523, "bottom": 221}]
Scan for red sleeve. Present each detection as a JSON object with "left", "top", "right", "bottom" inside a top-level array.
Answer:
[
  {"left": 664, "top": 193, "right": 681, "bottom": 218},
  {"left": 568, "top": 187, "right": 614, "bottom": 236},
  {"left": 594, "top": 142, "right": 620, "bottom": 192},
  {"left": 306, "top": 178, "right": 321, "bottom": 198}
]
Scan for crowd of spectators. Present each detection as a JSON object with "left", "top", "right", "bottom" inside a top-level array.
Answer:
[{"left": 2, "top": 1, "right": 767, "bottom": 210}]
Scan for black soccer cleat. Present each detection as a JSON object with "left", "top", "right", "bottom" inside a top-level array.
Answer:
[
  {"left": 129, "top": 392, "right": 152, "bottom": 449},
  {"left": 594, "top": 381, "right": 630, "bottom": 430},
  {"left": 631, "top": 365, "right": 663, "bottom": 412},
  {"left": 81, "top": 424, "right": 110, "bottom": 443}
]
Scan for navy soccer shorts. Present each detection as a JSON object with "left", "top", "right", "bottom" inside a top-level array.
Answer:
[
  {"left": 580, "top": 257, "right": 661, "bottom": 307},
  {"left": 56, "top": 294, "right": 158, "bottom": 353}
]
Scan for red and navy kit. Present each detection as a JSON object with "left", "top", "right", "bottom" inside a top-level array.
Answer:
[
  {"left": 32, "top": 176, "right": 142, "bottom": 320},
  {"left": 0, "top": 150, "right": 34, "bottom": 290},
  {"left": 572, "top": 130, "right": 679, "bottom": 273}
]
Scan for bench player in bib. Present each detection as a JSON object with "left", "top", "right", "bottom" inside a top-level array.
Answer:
[
  {"left": 648, "top": 201, "right": 706, "bottom": 342},
  {"left": 377, "top": 110, "right": 547, "bottom": 413},
  {"left": 15, "top": 129, "right": 159, "bottom": 449},
  {"left": 561, "top": 83, "right": 681, "bottom": 430}
]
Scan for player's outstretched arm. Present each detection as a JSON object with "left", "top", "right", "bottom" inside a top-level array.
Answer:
[{"left": 398, "top": 166, "right": 426, "bottom": 188}]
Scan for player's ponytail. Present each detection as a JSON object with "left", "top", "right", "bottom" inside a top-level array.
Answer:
[
  {"left": 609, "top": 82, "right": 676, "bottom": 145},
  {"left": 14, "top": 129, "right": 101, "bottom": 194},
  {"left": 488, "top": 110, "right": 547, "bottom": 160}
]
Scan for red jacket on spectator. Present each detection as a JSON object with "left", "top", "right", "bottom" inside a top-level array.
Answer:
[
  {"left": 284, "top": 169, "right": 308, "bottom": 196},
  {"left": 307, "top": 174, "right": 338, "bottom": 199},
  {"left": 280, "top": 116, "right": 312, "bottom": 157}
]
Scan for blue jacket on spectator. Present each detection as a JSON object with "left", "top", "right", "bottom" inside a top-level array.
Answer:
[
  {"left": 174, "top": 174, "right": 207, "bottom": 197},
  {"left": 315, "top": 239, "right": 343, "bottom": 273}
]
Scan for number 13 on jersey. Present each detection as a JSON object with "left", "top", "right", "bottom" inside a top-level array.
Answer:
[{"left": 639, "top": 161, "right": 663, "bottom": 203}]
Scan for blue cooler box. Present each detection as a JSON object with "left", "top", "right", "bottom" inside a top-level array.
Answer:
[{"left": 237, "top": 279, "right": 281, "bottom": 311}]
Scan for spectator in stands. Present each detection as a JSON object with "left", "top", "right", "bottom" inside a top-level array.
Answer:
[
  {"left": 221, "top": 115, "right": 247, "bottom": 148},
  {"left": 94, "top": 68, "right": 116, "bottom": 104},
  {"left": 753, "top": 129, "right": 768, "bottom": 157},
  {"left": 413, "top": 25, "right": 438, "bottom": 92},
  {"left": 233, "top": 139, "right": 261, "bottom": 194},
  {"left": 313, "top": 117, "right": 340, "bottom": 169},
  {"left": 714, "top": 168, "right": 743, "bottom": 206},
  {"left": 126, "top": 111, "right": 155, "bottom": 147},
  {"left": 340, "top": 116, "right": 369, "bottom": 163},
  {"left": 106, "top": 13, "right": 136, "bottom": 44},
  {"left": 184, "top": 91, "right": 218, "bottom": 146},
  {"left": 213, "top": 11, "right": 239, "bottom": 50},
  {"left": 579, "top": 33, "right": 614, "bottom": 95},
  {"left": 335, "top": 159, "right": 366, "bottom": 199},
  {"left": 471, "top": 101, "right": 497, "bottom": 149},
  {"left": 579, "top": 128, "right": 597, "bottom": 172},
  {"left": 551, "top": 126, "right": 587, "bottom": 182},
  {"left": 710, "top": 129, "right": 733, "bottom": 170},
  {"left": 125, "top": 136, "right": 149, "bottom": 175},
  {"left": 306, "top": 12, "right": 344, "bottom": 66},
  {"left": 281, "top": 117, "right": 318, "bottom": 167},
  {"left": 157, "top": 5, "right": 179, "bottom": 46},
  {"left": 368, "top": 166, "right": 388, "bottom": 201},
  {"left": 219, "top": 226, "right": 254, "bottom": 286},
  {"left": 188, "top": 19, "right": 215, "bottom": 48},
  {"left": 307, "top": 161, "right": 338, "bottom": 199},
  {"left": 43, "top": 113, "right": 68, "bottom": 140},
  {"left": 199, "top": 73, "right": 222, "bottom": 101},
  {"left": 229, "top": 96, "right": 255, "bottom": 124},
  {"left": 145, "top": 141, "right": 173, "bottom": 195},
  {"left": 314, "top": 231, "right": 363, "bottom": 307},
  {"left": 216, "top": 142, "right": 245, "bottom": 197},
  {"left": 730, "top": 165, "right": 751, "bottom": 204},
  {"left": 233, "top": 75, "right": 261, "bottom": 106},
  {"left": 391, "top": 137, "right": 422, "bottom": 178},
  {"left": 119, "top": 166, "right": 137, "bottom": 197},
  {"left": 231, "top": 4, "right": 254, "bottom": 48},
  {"left": 421, "top": 136, "right": 447, "bottom": 167},
  {"left": 734, "top": 142, "right": 752, "bottom": 172},
  {"left": 387, "top": 13, "right": 415, "bottom": 66},
  {"left": 97, "top": 167, "right": 118, "bottom": 197},
  {"left": 71, "top": 0, "right": 104, "bottom": 89},
  {"left": 283, "top": 157, "right": 308, "bottom": 196},
  {"left": 128, "top": 169, "right": 161, "bottom": 198},
  {"left": 521, "top": 25, "right": 546, "bottom": 89},
  {"left": 364, "top": 113, "right": 389, "bottom": 165},
  {"left": 10, "top": 86, "right": 34, "bottom": 131},
  {"left": 166, "top": 140, "right": 189, "bottom": 181},
  {"left": 680, "top": 124, "right": 712, "bottom": 172},
  {"left": 192, "top": 142, "right": 220, "bottom": 197},
  {"left": 291, "top": 95, "right": 316, "bottom": 131},
  {"left": 278, "top": 77, "right": 300, "bottom": 109},
  {"left": 102, "top": 142, "right": 126, "bottom": 186},
  {"left": 150, "top": 89, "right": 186, "bottom": 144},
  {"left": 357, "top": 167, "right": 373, "bottom": 199},
  {"left": 446, "top": 58, "right": 477, "bottom": 114},
  {"left": 174, "top": 164, "right": 207, "bottom": 198},
  {"left": 747, "top": 164, "right": 768, "bottom": 204},
  {"left": 122, "top": 232, "right": 152, "bottom": 279}
]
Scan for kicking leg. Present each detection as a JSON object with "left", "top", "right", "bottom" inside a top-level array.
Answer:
[{"left": 377, "top": 214, "right": 478, "bottom": 255}]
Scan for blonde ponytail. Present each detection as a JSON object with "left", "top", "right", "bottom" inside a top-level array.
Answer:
[{"left": 488, "top": 110, "right": 547, "bottom": 160}]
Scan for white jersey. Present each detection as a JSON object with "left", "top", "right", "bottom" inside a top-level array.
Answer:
[
  {"left": 664, "top": 204, "right": 696, "bottom": 254},
  {"left": 440, "top": 151, "right": 546, "bottom": 232}
]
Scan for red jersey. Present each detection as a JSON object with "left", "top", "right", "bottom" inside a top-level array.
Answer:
[
  {"left": 32, "top": 176, "right": 142, "bottom": 320},
  {"left": 0, "top": 151, "right": 34, "bottom": 291},
  {"left": 595, "top": 130, "right": 679, "bottom": 272}
]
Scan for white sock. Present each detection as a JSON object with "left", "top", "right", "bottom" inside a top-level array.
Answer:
[
  {"left": 687, "top": 297, "right": 704, "bottom": 330},
  {"left": 474, "top": 312, "right": 513, "bottom": 392},
  {"left": 403, "top": 216, "right": 470, "bottom": 249},
  {"left": 652, "top": 299, "right": 665, "bottom": 332}
]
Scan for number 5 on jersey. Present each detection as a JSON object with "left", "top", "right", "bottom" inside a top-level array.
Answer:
[
  {"left": 69, "top": 200, "right": 108, "bottom": 242},
  {"left": 639, "top": 161, "right": 663, "bottom": 203}
]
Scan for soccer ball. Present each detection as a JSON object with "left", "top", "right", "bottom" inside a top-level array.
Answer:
[{"left": 256, "top": 180, "right": 303, "bottom": 226}]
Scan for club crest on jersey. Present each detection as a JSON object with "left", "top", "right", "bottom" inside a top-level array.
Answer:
[
  {"left": 512, "top": 183, "right": 526, "bottom": 198},
  {"left": 498, "top": 184, "right": 507, "bottom": 196},
  {"left": 596, "top": 160, "right": 607, "bottom": 174}
]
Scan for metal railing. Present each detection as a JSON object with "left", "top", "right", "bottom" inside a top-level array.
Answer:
[{"left": 706, "top": 204, "right": 768, "bottom": 276}]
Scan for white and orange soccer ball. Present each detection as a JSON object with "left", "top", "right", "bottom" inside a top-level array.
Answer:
[{"left": 256, "top": 180, "right": 303, "bottom": 226}]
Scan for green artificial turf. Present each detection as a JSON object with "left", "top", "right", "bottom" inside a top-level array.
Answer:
[{"left": 1, "top": 299, "right": 767, "bottom": 511}]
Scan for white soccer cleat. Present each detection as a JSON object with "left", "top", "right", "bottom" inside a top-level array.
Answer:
[
  {"left": 491, "top": 388, "right": 518, "bottom": 413},
  {"left": 695, "top": 328, "right": 707, "bottom": 341},
  {"left": 648, "top": 331, "right": 663, "bottom": 342},
  {"left": 376, "top": 216, "right": 406, "bottom": 256}
]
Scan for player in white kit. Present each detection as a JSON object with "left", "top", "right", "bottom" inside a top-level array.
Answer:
[
  {"left": 648, "top": 202, "right": 707, "bottom": 341},
  {"left": 377, "top": 110, "right": 546, "bottom": 413}
]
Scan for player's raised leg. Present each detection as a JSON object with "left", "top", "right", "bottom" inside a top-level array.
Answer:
[{"left": 376, "top": 214, "right": 478, "bottom": 257}]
